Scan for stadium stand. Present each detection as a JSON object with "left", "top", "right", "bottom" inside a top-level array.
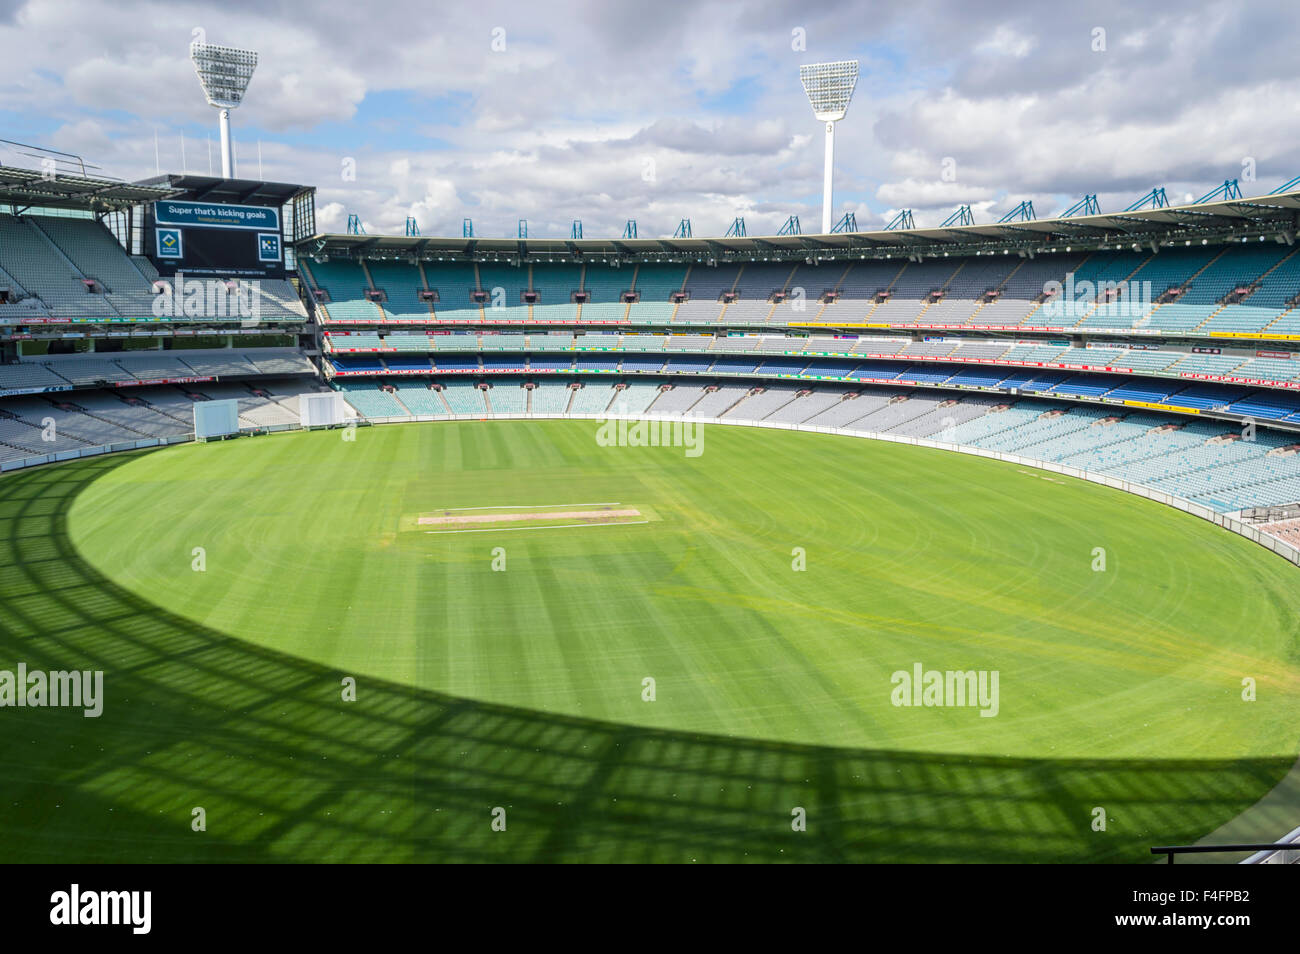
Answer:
[
  {"left": 6, "top": 167, "right": 1300, "bottom": 531},
  {"left": 530, "top": 265, "right": 583, "bottom": 323},
  {"left": 527, "top": 382, "right": 572, "bottom": 413},
  {"left": 0, "top": 214, "right": 117, "bottom": 320},
  {"left": 568, "top": 382, "right": 618, "bottom": 413},
  {"left": 0, "top": 377, "right": 326, "bottom": 464},
  {"left": 29, "top": 215, "right": 159, "bottom": 318},
  {"left": 392, "top": 382, "right": 447, "bottom": 415},
  {"left": 629, "top": 265, "right": 688, "bottom": 323}
]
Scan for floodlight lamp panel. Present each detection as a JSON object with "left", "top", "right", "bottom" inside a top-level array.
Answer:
[
  {"left": 799, "top": 60, "right": 859, "bottom": 122},
  {"left": 190, "top": 42, "right": 259, "bottom": 110}
]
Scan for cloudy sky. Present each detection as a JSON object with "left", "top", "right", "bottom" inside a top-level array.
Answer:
[{"left": 1, "top": 0, "right": 1298, "bottom": 238}]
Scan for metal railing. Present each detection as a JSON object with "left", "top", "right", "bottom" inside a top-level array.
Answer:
[{"left": 1152, "top": 839, "right": 1300, "bottom": 864}]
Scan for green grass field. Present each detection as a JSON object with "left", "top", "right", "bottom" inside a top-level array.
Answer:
[{"left": 2, "top": 419, "right": 1298, "bottom": 862}]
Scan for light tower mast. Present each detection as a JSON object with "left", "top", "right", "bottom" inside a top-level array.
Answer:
[
  {"left": 799, "top": 60, "right": 859, "bottom": 234},
  {"left": 190, "top": 42, "right": 259, "bottom": 179}
]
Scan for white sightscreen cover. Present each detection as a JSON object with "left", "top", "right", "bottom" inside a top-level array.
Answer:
[
  {"left": 300, "top": 392, "right": 344, "bottom": 428},
  {"left": 194, "top": 399, "right": 240, "bottom": 438}
]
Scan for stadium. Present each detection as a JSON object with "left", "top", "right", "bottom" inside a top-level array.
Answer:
[{"left": 2, "top": 3, "right": 1300, "bottom": 873}]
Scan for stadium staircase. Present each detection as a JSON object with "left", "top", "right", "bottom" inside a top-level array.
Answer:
[
  {"left": 964, "top": 258, "right": 1026, "bottom": 325},
  {"left": 1136, "top": 247, "right": 1229, "bottom": 329},
  {"left": 386, "top": 387, "right": 412, "bottom": 416},
  {"left": 863, "top": 260, "right": 911, "bottom": 322},
  {"left": 1068, "top": 252, "right": 1154, "bottom": 328},
  {"left": 414, "top": 262, "right": 438, "bottom": 319},
  {"left": 804, "top": 262, "right": 853, "bottom": 323},
  {"left": 1243, "top": 246, "right": 1300, "bottom": 334},
  {"left": 59, "top": 401, "right": 155, "bottom": 439},
  {"left": 913, "top": 259, "right": 968, "bottom": 324}
]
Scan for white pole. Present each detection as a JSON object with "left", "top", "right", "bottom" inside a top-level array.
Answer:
[
  {"left": 822, "top": 120, "right": 835, "bottom": 234},
  {"left": 219, "top": 108, "right": 232, "bottom": 178}
]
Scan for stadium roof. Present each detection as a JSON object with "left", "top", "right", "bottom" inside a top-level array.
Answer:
[
  {"left": 0, "top": 165, "right": 179, "bottom": 213},
  {"left": 299, "top": 189, "right": 1300, "bottom": 264},
  {"left": 0, "top": 167, "right": 313, "bottom": 215},
  {"left": 135, "top": 174, "right": 313, "bottom": 207}
]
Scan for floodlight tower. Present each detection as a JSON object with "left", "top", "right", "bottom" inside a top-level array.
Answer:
[
  {"left": 190, "top": 42, "right": 259, "bottom": 179},
  {"left": 799, "top": 60, "right": 859, "bottom": 234}
]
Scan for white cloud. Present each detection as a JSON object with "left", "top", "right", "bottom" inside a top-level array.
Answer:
[
  {"left": 976, "top": 26, "right": 1036, "bottom": 59},
  {"left": 2, "top": 0, "right": 1300, "bottom": 237}
]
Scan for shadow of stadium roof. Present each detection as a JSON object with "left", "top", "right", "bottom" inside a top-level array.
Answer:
[
  {"left": 0, "top": 450, "right": 1292, "bottom": 863},
  {"left": 300, "top": 190, "right": 1300, "bottom": 264}
]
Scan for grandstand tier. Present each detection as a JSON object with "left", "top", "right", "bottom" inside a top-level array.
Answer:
[
  {"left": 6, "top": 168, "right": 1300, "bottom": 530},
  {"left": 306, "top": 244, "right": 1300, "bottom": 342}
]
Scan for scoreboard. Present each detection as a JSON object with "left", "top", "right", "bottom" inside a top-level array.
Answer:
[{"left": 149, "top": 199, "right": 285, "bottom": 279}]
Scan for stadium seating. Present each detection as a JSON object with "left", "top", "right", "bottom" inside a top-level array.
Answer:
[
  {"left": 0, "top": 214, "right": 118, "bottom": 319},
  {"left": 568, "top": 382, "right": 618, "bottom": 413},
  {"left": 722, "top": 385, "right": 802, "bottom": 419},
  {"left": 528, "top": 383, "right": 573, "bottom": 413},
  {"left": 391, "top": 382, "right": 447, "bottom": 415},
  {"left": 338, "top": 381, "right": 409, "bottom": 418},
  {"left": 687, "top": 384, "right": 751, "bottom": 418},
  {"left": 305, "top": 260, "right": 385, "bottom": 323},
  {"left": 578, "top": 265, "right": 631, "bottom": 322},
  {"left": 646, "top": 384, "right": 701, "bottom": 415},
  {"left": 486, "top": 379, "right": 528, "bottom": 413},
  {"left": 441, "top": 381, "right": 488, "bottom": 415},
  {"left": 30, "top": 216, "right": 159, "bottom": 318},
  {"left": 7, "top": 206, "right": 1300, "bottom": 523},
  {"left": 629, "top": 265, "right": 688, "bottom": 322},
  {"left": 529, "top": 265, "right": 582, "bottom": 323},
  {"left": 672, "top": 264, "right": 739, "bottom": 324},
  {"left": 0, "top": 378, "right": 325, "bottom": 463},
  {"left": 364, "top": 261, "right": 430, "bottom": 322}
]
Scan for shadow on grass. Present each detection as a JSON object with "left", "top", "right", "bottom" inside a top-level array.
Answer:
[{"left": 0, "top": 453, "right": 1289, "bottom": 863}]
